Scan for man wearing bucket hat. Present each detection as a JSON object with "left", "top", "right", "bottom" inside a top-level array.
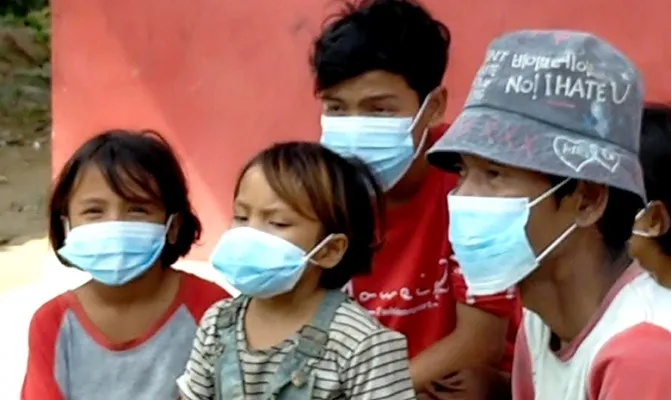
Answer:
[{"left": 427, "top": 30, "right": 671, "bottom": 398}]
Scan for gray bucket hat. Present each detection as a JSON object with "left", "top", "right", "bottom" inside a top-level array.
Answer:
[{"left": 427, "top": 30, "right": 646, "bottom": 200}]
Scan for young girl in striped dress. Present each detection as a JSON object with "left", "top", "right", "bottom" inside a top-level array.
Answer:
[{"left": 177, "top": 142, "right": 416, "bottom": 400}]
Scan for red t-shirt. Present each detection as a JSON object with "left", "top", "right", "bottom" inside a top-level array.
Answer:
[{"left": 344, "top": 124, "right": 521, "bottom": 371}]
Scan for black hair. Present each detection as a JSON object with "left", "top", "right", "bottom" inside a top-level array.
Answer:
[
  {"left": 639, "top": 104, "right": 671, "bottom": 254},
  {"left": 49, "top": 129, "right": 202, "bottom": 268},
  {"left": 546, "top": 174, "right": 642, "bottom": 262},
  {"left": 235, "top": 141, "right": 386, "bottom": 289},
  {"left": 310, "top": 0, "right": 450, "bottom": 100}
]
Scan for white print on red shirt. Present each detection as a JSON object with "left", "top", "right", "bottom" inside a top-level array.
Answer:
[{"left": 343, "top": 262, "right": 450, "bottom": 317}]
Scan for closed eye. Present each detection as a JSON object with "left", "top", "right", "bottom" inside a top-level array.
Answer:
[
  {"left": 129, "top": 206, "right": 150, "bottom": 214},
  {"left": 232, "top": 215, "right": 248, "bottom": 223},
  {"left": 81, "top": 207, "right": 102, "bottom": 215}
]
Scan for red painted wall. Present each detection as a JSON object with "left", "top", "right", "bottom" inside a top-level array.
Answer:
[{"left": 52, "top": 0, "right": 671, "bottom": 261}]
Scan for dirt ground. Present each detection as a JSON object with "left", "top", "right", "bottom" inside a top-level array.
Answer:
[{"left": 0, "top": 140, "right": 50, "bottom": 294}]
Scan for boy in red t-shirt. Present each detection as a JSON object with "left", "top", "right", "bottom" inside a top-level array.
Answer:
[{"left": 311, "top": 0, "right": 520, "bottom": 396}]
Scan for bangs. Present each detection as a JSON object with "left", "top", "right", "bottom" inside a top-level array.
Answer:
[
  {"left": 87, "top": 153, "right": 162, "bottom": 204},
  {"left": 262, "top": 162, "right": 320, "bottom": 220},
  {"left": 235, "top": 145, "right": 338, "bottom": 223}
]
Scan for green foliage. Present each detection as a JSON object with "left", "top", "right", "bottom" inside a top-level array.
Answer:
[
  {"left": 1, "top": 6, "right": 50, "bottom": 44},
  {"left": 0, "top": 0, "right": 48, "bottom": 18},
  {"left": 22, "top": 8, "right": 50, "bottom": 45}
]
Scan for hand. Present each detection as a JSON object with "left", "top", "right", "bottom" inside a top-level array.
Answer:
[{"left": 417, "top": 368, "right": 511, "bottom": 400}]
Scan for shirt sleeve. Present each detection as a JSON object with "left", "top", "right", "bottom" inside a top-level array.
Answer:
[
  {"left": 177, "top": 301, "right": 229, "bottom": 400},
  {"left": 180, "top": 273, "right": 231, "bottom": 322},
  {"left": 21, "top": 299, "right": 67, "bottom": 400},
  {"left": 342, "top": 329, "right": 416, "bottom": 399},
  {"left": 588, "top": 323, "right": 671, "bottom": 400}
]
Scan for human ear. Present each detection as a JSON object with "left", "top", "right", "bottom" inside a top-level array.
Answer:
[
  {"left": 572, "top": 182, "right": 609, "bottom": 228},
  {"left": 426, "top": 87, "right": 447, "bottom": 128},
  {"left": 167, "top": 214, "right": 182, "bottom": 245},
  {"left": 635, "top": 201, "right": 670, "bottom": 237},
  {"left": 312, "top": 233, "right": 348, "bottom": 269}
]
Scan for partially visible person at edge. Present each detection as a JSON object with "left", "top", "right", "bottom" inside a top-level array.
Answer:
[
  {"left": 629, "top": 104, "right": 671, "bottom": 289},
  {"left": 177, "top": 142, "right": 416, "bottom": 399},
  {"left": 427, "top": 30, "right": 671, "bottom": 399},
  {"left": 21, "top": 130, "right": 229, "bottom": 400},
  {"left": 311, "top": 0, "right": 521, "bottom": 397}
]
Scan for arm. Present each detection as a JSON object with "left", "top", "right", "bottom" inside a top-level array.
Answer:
[
  {"left": 342, "top": 330, "right": 416, "bottom": 400},
  {"left": 410, "top": 302, "right": 508, "bottom": 390},
  {"left": 511, "top": 324, "right": 535, "bottom": 400},
  {"left": 176, "top": 305, "right": 222, "bottom": 400},
  {"left": 588, "top": 323, "right": 671, "bottom": 400},
  {"left": 21, "top": 302, "right": 66, "bottom": 400},
  {"left": 409, "top": 251, "right": 518, "bottom": 390}
]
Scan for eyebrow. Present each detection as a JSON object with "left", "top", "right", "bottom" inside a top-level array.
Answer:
[
  {"left": 360, "top": 94, "right": 399, "bottom": 102},
  {"left": 75, "top": 197, "right": 107, "bottom": 205},
  {"left": 234, "top": 200, "right": 290, "bottom": 215},
  {"left": 75, "top": 195, "right": 156, "bottom": 206},
  {"left": 320, "top": 93, "right": 399, "bottom": 102}
]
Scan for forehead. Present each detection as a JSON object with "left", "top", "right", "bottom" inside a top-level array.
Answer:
[
  {"left": 319, "top": 70, "right": 418, "bottom": 103},
  {"left": 69, "top": 164, "right": 154, "bottom": 202},
  {"left": 70, "top": 165, "right": 112, "bottom": 197},
  {"left": 235, "top": 165, "right": 300, "bottom": 212}
]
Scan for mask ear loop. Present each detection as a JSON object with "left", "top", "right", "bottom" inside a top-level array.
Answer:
[
  {"left": 164, "top": 214, "right": 176, "bottom": 234},
  {"left": 409, "top": 90, "right": 436, "bottom": 160},
  {"left": 536, "top": 224, "right": 578, "bottom": 262},
  {"left": 529, "top": 178, "right": 577, "bottom": 263},
  {"left": 528, "top": 177, "right": 572, "bottom": 208},
  {"left": 61, "top": 217, "right": 71, "bottom": 234},
  {"left": 304, "top": 233, "right": 336, "bottom": 265}
]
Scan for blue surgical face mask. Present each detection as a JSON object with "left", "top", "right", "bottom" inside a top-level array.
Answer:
[
  {"left": 210, "top": 226, "right": 334, "bottom": 298},
  {"left": 57, "top": 216, "right": 173, "bottom": 286},
  {"left": 447, "top": 179, "right": 576, "bottom": 296},
  {"left": 319, "top": 95, "right": 432, "bottom": 191}
]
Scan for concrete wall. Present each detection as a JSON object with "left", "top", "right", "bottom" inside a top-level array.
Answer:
[{"left": 52, "top": 0, "right": 671, "bottom": 261}]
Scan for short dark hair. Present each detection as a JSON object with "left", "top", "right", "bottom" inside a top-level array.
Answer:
[
  {"left": 48, "top": 129, "right": 202, "bottom": 267},
  {"left": 235, "top": 141, "right": 385, "bottom": 289},
  {"left": 639, "top": 103, "right": 671, "bottom": 254},
  {"left": 546, "top": 174, "right": 642, "bottom": 262},
  {"left": 310, "top": 0, "right": 450, "bottom": 100}
]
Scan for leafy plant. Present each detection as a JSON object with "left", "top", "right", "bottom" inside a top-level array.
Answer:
[{"left": 0, "top": 0, "right": 48, "bottom": 18}]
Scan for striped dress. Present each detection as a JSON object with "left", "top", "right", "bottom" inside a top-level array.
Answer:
[{"left": 177, "top": 296, "right": 416, "bottom": 399}]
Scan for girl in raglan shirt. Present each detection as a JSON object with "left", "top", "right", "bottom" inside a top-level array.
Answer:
[
  {"left": 177, "top": 142, "right": 416, "bottom": 400},
  {"left": 22, "top": 130, "right": 229, "bottom": 400}
]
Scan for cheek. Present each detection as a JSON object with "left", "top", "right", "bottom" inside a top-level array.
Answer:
[
  {"left": 630, "top": 240, "right": 663, "bottom": 277},
  {"left": 627, "top": 236, "right": 641, "bottom": 259},
  {"left": 285, "top": 227, "right": 324, "bottom": 253},
  {"left": 525, "top": 206, "right": 570, "bottom": 254}
]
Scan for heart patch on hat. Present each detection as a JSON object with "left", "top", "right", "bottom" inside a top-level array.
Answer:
[{"left": 552, "top": 136, "right": 621, "bottom": 173}]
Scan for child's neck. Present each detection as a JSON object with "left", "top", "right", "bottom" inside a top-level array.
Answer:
[
  {"left": 252, "top": 285, "right": 326, "bottom": 322},
  {"left": 245, "top": 283, "right": 327, "bottom": 350},
  {"left": 87, "top": 264, "right": 173, "bottom": 306}
]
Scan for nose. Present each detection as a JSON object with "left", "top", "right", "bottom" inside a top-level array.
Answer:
[
  {"left": 453, "top": 174, "right": 485, "bottom": 197},
  {"left": 245, "top": 216, "right": 267, "bottom": 232},
  {"left": 102, "top": 207, "right": 124, "bottom": 222}
]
